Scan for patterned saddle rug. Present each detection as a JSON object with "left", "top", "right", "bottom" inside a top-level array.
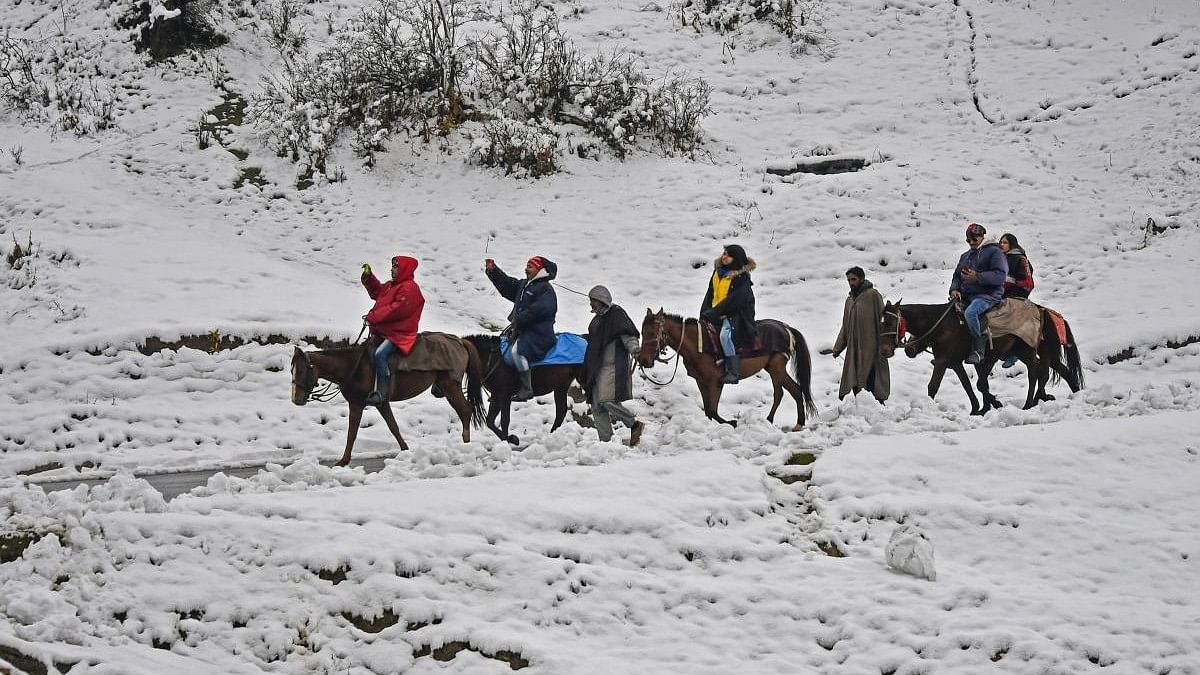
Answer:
[{"left": 698, "top": 318, "right": 795, "bottom": 359}]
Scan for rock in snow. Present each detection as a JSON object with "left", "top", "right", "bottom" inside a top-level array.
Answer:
[{"left": 884, "top": 525, "right": 936, "bottom": 581}]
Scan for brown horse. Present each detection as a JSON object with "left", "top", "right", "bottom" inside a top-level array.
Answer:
[
  {"left": 290, "top": 337, "right": 485, "bottom": 465},
  {"left": 878, "top": 301, "right": 1084, "bottom": 414},
  {"left": 462, "top": 334, "right": 583, "bottom": 445},
  {"left": 636, "top": 309, "right": 816, "bottom": 430}
]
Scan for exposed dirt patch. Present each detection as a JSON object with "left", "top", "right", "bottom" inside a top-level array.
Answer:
[
  {"left": 1, "top": 531, "right": 48, "bottom": 564},
  {"left": 413, "top": 640, "right": 530, "bottom": 670}
]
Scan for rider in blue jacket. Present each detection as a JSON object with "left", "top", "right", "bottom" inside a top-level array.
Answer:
[
  {"left": 485, "top": 255, "right": 559, "bottom": 401},
  {"left": 950, "top": 223, "right": 1008, "bottom": 364}
]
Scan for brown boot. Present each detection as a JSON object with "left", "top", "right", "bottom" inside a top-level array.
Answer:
[{"left": 629, "top": 421, "right": 645, "bottom": 447}]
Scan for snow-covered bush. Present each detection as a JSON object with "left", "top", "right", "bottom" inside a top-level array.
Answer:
[
  {"left": 251, "top": 0, "right": 713, "bottom": 177},
  {"left": 466, "top": 116, "right": 557, "bottom": 177},
  {"left": 682, "top": 0, "right": 826, "bottom": 53},
  {"left": 0, "top": 36, "right": 117, "bottom": 135},
  {"left": 116, "top": 0, "right": 227, "bottom": 61}
]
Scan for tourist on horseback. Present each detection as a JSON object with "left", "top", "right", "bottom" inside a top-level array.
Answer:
[
  {"left": 831, "top": 266, "right": 890, "bottom": 403},
  {"left": 485, "top": 255, "right": 559, "bottom": 402},
  {"left": 700, "top": 244, "right": 756, "bottom": 384},
  {"left": 950, "top": 223, "right": 1008, "bottom": 365},
  {"left": 999, "top": 233, "right": 1035, "bottom": 300},
  {"left": 998, "top": 232, "right": 1036, "bottom": 368},
  {"left": 361, "top": 255, "right": 425, "bottom": 406},
  {"left": 583, "top": 285, "right": 645, "bottom": 446}
]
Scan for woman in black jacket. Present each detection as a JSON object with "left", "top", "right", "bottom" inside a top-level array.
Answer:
[{"left": 700, "top": 244, "right": 756, "bottom": 384}]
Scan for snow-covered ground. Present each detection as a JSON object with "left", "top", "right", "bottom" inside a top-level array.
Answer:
[{"left": 3, "top": 0, "right": 1199, "bottom": 672}]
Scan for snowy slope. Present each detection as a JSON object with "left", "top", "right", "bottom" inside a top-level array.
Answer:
[{"left": 2, "top": 0, "right": 1200, "bottom": 672}]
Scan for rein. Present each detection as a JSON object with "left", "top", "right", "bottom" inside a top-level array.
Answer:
[
  {"left": 638, "top": 315, "right": 685, "bottom": 385},
  {"left": 299, "top": 324, "right": 371, "bottom": 403},
  {"left": 883, "top": 304, "right": 955, "bottom": 355}
]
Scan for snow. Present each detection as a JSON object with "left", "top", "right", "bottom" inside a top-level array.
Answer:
[{"left": 3, "top": 0, "right": 1200, "bottom": 672}]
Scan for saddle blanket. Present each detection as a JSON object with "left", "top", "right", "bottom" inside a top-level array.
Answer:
[
  {"left": 699, "top": 319, "right": 794, "bottom": 358},
  {"left": 389, "top": 332, "right": 468, "bottom": 372},
  {"left": 984, "top": 298, "right": 1042, "bottom": 349},
  {"left": 1045, "top": 307, "right": 1068, "bottom": 345},
  {"left": 500, "top": 333, "right": 587, "bottom": 367}
]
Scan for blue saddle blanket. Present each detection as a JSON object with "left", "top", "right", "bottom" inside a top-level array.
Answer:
[{"left": 500, "top": 333, "right": 587, "bottom": 367}]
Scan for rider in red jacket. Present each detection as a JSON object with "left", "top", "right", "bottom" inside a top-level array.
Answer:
[{"left": 361, "top": 255, "right": 425, "bottom": 405}]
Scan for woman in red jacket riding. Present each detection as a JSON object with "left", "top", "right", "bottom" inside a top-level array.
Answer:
[{"left": 361, "top": 255, "right": 425, "bottom": 405}]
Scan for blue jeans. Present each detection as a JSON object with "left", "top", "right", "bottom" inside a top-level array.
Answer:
[
  {"left": 720, "top": 319, "right": 736, "bottom": 357},
  {"left": 510, "top": 338, "right": 530, "bottom": 373},
  {"left": 373, "top": 339, "right": 398, "bottom": 378},
  {"left": 964, "top": 297, "right": 997, "bottom": 337}
]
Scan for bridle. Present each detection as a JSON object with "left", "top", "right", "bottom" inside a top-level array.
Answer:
[
  {"left": 881, "top": 303, "right": 955, "bottom": 356},
  {"left": 292, "top": 325, "right": 370, "bottom": 403},
  {"left": 638, "top": 313, "right": 685, "bottom": 386}
]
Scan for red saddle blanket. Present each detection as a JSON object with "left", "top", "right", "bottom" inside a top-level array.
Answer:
[{"left": 699, "top": 319, "right": 794, "bottom": 359}]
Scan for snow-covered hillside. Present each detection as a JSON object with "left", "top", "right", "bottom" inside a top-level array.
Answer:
[{"left": 2, "top": 0, "right": 1199, "bottom": 672}]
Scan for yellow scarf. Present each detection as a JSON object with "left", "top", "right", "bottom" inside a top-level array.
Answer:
[{"left": 709, "top": 270, "right": 732, "bottom": 307}]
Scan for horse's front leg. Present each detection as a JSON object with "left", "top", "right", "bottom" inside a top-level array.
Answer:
[
  {"left": 947, "top": 361, "right": 982, "bottom": 415},
  {"left": 500, "top": 400, "right": 518, "bottom": 445},
  {"left": 927, "top": 361, "right": 949, "bottom": 399},
  {"left": 338, "top": 404, "right": 365, "bottom": 467},
  {"left": 550, "top": 387, "right": 568, "bottom": 432},
  {"left": 377, "top": 401, "right": 410, "bottom": 452},
  {"left": 973, "top": 359, "right": 1002, "bottom": 414},
  {"left": 1019, "top": 349, "right": 1040, "bottom": 409},
  {"left": 704, "top": 381, "right": 737, "bottom": 427}
]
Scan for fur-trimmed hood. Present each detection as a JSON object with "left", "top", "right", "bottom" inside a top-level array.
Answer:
[{"left": 712, "top": 257, "right": 757, "bottom": 278}]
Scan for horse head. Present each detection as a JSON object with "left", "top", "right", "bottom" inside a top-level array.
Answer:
[
  {"left": 879, "top": 299, "right": 903, "bottom": 359},
  {"left": 290, "top": 346, "right": 318, "bottom": 405},
  {"left": 637, "top": 308, "right": 662, "bottom": 368}
]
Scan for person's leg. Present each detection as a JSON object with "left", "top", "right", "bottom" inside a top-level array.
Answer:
[
  {"left": 593, "top": 402, "right": 614, "bottom": 442},
  {"left": 964, "top": 298, "right": 991, "bottom": 364},
  {"left": 366, "top": 339, "right": 397, "bottom": 405},
  {"left": 601, "top": 401, "right": 644, "bottom": 446},
  {"left": 720, "top": 319, "right": 739, "bottom": 384},
  {"left": 511, "top": 338, "right": 535, "bottom": 401}
]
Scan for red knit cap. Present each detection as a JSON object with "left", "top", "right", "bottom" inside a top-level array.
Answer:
[{"left": 527, "top": 256, "right": 546, "bottom": 270}]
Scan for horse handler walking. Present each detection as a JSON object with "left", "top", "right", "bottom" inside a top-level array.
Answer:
[
  {"left": 830, "top": 266, "right": 889, "bottom": 403},
  {"left": 583, "top": 285, "right": 645, "bottom": 446}
]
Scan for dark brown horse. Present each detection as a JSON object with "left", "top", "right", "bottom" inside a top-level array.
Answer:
[
  {"left": 878, "top": 301, "right": 1084, "bottom": 414},
  {"left": 462, "top": 334, "right": 583, "bottom": 445},
  {"left": 290, "top": 337, "right": 485, "bottom": 465},
  {"left": 636, "top": 309, "right": 816, "bottom": 430}
]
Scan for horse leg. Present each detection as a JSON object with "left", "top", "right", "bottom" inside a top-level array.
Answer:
[
  {"left": 438, "top": 372, "right": 472, "bottom": 443},
  {"left": 338, "top": 404, "right": 365, "bottom": 467},
  {"left": 774, "top": 363, "right": 808, "bottom": 431},
  {"left": 376, "top": 401, "right": 410, "bottom": 452},
  {"left": 948, "top": 362, "right": 982, "bottom": 415},
  {"left": 706, "top": 381, "right": 736, "bottom": 427},
  {"left": 927, "top": 361, "right": 948, "bottom": 399},
  {"left": 500, "top": 400, "right": 518, "bottom": 445},
  {"left": 550, "top": 387, "right": 568, "bottom": 432},
  {"left": 766, "top": 358, "right": 785, "bottom": 424},
  {"left": 1019, "top": 349, "right": 1040, "bottom": 409},
  {"left": 973, "top": 359, "right": 1001, "bottom": 414}
]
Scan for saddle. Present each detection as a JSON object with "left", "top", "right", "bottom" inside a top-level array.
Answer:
[
  {"left": 954, "top": 299, "right": 1042, "bottom": 349},
  {"left": 698, "top": 319, "right": 793, "bottom": 359},
  {"left": 368, "top": 333, "right": 468, "bottom": 373}
]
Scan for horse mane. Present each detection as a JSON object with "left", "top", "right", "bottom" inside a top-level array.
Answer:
[{"left": 661, "top": 312, "right": 699, "bottom": 326}]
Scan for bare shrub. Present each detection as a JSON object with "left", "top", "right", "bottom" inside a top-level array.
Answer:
[
  {"left": 116, "top": 0, "right": 227, "bottom": 61},
  {"left": 466, "top": 116, "right": 557, "bottom": 177},
  {"left": 0, "top": 36, "right": 117, "bottom": 135}
]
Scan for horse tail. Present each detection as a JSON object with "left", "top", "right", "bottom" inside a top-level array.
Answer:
[
  {"left": 462, "top": 339, "right": 487, "bottom": 428},
  {"left": 788, "top": 326, "right": 818, "bottom": 418},
  {"left": 1063, "top": 320, "right": 1085, "bottom": 391},
  {"left": 1040, "top": 311, "right": 1067, "bottom": 386}
]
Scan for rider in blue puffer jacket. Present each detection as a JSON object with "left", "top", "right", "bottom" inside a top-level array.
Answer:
[
  {"left": 950, "top": 223, "right": 1008, "bottom": 365},
  {"left": 485, "top": 255, "right": 559, "bottom": 401}
]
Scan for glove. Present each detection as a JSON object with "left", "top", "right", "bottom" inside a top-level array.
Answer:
[{"left": 361, "top": 263, "right": 372, "bottom": 276}]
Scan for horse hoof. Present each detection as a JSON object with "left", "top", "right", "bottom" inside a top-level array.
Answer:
[
  {"left": 507, "top": 435, "right": 520, "bottom": 445},
  {"left": 790, "top": 424, "right": 804, "bottom": 432},
  {"left": 727, "top": 420, "right": 738, "bottom": 428}
]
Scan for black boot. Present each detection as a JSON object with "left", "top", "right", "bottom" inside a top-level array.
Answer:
[
  {"left": 722, "top": 355, "right": 740, "bottom": 384},
  {"left": 364, "top": 372, "right": 389, "bottom": 406},
  {"left": 512, "top": 368, "right": 535, "bottom": 402},
  {"left": 966, "top": 334, "right": 987, "bottom": 365}
]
